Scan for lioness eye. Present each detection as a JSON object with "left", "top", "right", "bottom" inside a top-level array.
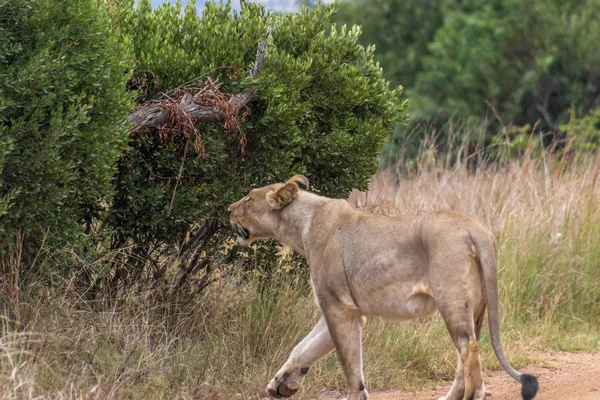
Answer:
[{"left": 244, "top": 196, "right": 251, "bottom": 202}]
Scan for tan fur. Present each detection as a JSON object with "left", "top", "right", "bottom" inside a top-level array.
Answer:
[{"left": 228, "top": 175, "right": 531, "bottom": 400}]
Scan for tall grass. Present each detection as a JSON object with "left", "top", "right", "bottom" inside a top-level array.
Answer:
[
  {"left": 366, "top": 133, "right": 600, "bottom": 330},
  {"left": 2, "top": 131, "right": 600, "bottom": 399}
]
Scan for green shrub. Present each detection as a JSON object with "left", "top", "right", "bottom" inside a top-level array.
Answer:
[
  {"left": 563, "top": 107, "right": 600, "bottom": 153},
  {"left": 0, "top": 0, "right": 134, "bottom": 264},
  {"left": 106, "top": 0, "right": 406, "bottom": 278}
]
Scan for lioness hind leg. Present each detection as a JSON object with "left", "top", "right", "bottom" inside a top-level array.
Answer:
[
  {"left": 433, "top": 258, "right": 486, "bottom": 400},
  {"left": 439, "top": 323, "right": 485, "bottom": 400},
  {"left": 438, "top": 350, "right": 465, "bottom": 400},
  {"left": 462, "top": 305, "right": 487, "bottom": 400},
  {"left": 461, "top": 336, "right": 485, "bottom": 400}
]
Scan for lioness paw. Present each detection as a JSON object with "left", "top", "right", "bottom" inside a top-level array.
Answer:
[{"left": 267, "top": 366, "right": 309, "bottom": 398}]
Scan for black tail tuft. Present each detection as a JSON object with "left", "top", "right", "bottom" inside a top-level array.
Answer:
[{"left": 520, "top": 373, "right": 539, "bottom": 400}]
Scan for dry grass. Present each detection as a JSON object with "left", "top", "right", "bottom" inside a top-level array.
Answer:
[
  {"left": 361, "top": 144, "right": 600, "bottom": 327},
  {"left": 2, "top": 136, "right": 600, "bottom": 399}
]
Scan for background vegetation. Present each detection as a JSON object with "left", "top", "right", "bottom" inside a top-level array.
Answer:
[
  {"left": 1, "top": 0, "right": 405, "bottom": 295},
  {"left": 335, "top": 0, "right": 600, "bottom": 162},
  {"left": 1, "top": 0, "right": 599, "bottom": 398}
]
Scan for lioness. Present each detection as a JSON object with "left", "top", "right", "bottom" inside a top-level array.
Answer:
[{"left": 228, "top": 175, "right": 538, "bottom": 400}]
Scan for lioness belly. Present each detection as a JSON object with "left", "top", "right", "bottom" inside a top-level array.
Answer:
[{"left": 354, "top": 281, "right": 438, "bottom": 321}]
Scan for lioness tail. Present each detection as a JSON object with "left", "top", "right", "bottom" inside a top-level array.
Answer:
[{"left": 471, "top": 230, "right": 539, "bottom": 400}]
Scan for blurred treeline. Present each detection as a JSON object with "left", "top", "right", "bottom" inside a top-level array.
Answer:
[{"left": 334, "top": 0, "right": 600, "bottom": 163}]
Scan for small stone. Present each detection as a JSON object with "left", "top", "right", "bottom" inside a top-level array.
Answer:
[
  {"left": 486, "top": 392, "right": 492, "bottom": 396},
  {"left": 591, "top": 387, "right": 598, "bottom": 392}
]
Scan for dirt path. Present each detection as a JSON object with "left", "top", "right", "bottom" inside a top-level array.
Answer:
[{"left": 314, "top": 352, "right": 600, "bottom": 400}]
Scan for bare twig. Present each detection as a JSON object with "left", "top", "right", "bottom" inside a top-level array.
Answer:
[
  {"left": 536, "top": 102, "right": 555, "bottom": 130},
  {"left": 167, "top": 138, "right": 189, "bottom": 217}
]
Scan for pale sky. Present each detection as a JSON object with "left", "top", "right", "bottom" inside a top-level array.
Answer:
[{"left": 149, "top": 0, "right": 303, "bottom": 13}]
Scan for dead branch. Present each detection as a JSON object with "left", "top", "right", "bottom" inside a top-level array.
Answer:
[{"left": 128, "top": 27, "right": 271, "bottom": 133}]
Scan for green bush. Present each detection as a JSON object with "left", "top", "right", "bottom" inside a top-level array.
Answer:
[
  {"left": 562, "top": 107, "right": 600, "bottom": 153},
  {"left": 0, "top": 0, "right": 134, "bottom": 263},
  {"left": 106, "top": 0, "right": 406, "bottom": 260}
]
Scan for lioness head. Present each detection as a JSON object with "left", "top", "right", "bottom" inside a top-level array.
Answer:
[{"left": 227, "top": 175, "right": 309, "bottom": 246}]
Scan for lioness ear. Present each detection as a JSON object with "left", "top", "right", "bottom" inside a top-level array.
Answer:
[
  {"left": 267, "top": 183, "right": 299, "bottom": 210},
  {"left": 287, "top": 175, "right": 309, "bottom": 191}
]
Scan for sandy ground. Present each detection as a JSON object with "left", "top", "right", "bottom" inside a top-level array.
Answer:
[{"left": 310, "top": 352, "right": 600, "bottom": 400}]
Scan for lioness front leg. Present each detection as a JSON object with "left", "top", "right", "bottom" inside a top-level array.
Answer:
[
  {"left": 267, "top": 316, "right": 335, "bottom": 398},
  {"left": 324, "top": 308, "right": 368, "bottom": 400}
]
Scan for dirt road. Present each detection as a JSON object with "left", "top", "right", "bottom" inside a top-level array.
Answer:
[{"left": 315, "top": 352, "right": 600, "bottom": 400}]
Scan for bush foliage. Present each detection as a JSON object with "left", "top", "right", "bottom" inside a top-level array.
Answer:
[
  {"left": 2, "top": 0, "right": 405, "bottom": 288},
  {"left": 0, "top": 0, "right": 133, "bottom": 262},
  {"left": 106, "top": 1, "right": 406, "bottom": 262}
]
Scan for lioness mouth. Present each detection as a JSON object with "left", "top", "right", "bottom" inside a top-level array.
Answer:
[{"left": 231, "top": 221, "right": 250, "bottom": 239}]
